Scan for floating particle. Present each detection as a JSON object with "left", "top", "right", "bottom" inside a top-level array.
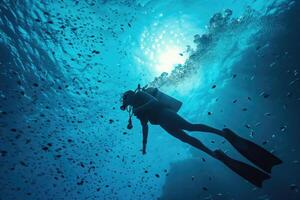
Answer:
[
  {"left": 280, "top": 126, "right": 287, "bottom": 132},
  {"left": 77, "top": 179, "right": 84, "bottom": 185},
  {"left": 42, "top": 146, "right": 49, "bottom": 151},
  {"left": 269, "top": 62, "right": 276, "bottom": 67},
  {"left": 250, "top": 130, "right": 255, "bottom": 138},
  {"left": 245, "top": 124, "right": 251, "bottom": 129},
  {"left": 259, "top": 92, "right": 270, "bottom": 98},
  {"left": 292, "top": 160, "right": 299, "bottom": 164},
  {"left": 19, "top": 161, "right": 28, "bottom": 167},
  {"left": 264, "top": 112, "right": 271, "bottom": 116},
  {"left": 289, "top": 184, "right": 299, "bottom": 192},
  {"left": 289, "top": 78, "right": 300, "bottom": 85},
  {"left": 255, "top": 122, "right": 261, "bottom": 127},
  {"left": 0, "top": 150, "right": 7, "bottom": 157}
]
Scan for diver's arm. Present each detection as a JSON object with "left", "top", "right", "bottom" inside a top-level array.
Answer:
[{"left": 141, "top": 120, "right": 148, "bottom": 155}]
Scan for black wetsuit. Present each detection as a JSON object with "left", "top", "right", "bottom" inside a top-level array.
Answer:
[
  {"left": 129, "top": 90, "right": 282, "bottom": 188},
  {"left": 132, "top": 91, "right": 166, "bottom": 125}
]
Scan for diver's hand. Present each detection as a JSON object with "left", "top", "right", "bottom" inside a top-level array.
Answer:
[{"left": 141, "top": 148, "right": 146, "bottom": 155}]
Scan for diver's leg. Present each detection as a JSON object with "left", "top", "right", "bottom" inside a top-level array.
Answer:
[
  {"left": 162, "top": 126, "right": 270, "bottom": 187},
  {"left": 162, "top": 126, "right": 216, "bottom": 157},
  {"left": 185, "top": 123, "right": 225, "bottom": 136},
  {"left": 161, "top": 110, "right": 225, "bottom": 137}
]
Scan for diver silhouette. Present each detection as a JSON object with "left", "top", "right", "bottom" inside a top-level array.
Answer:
[{"left": 120, "top": 86, "right": 282, "bottom": 187}]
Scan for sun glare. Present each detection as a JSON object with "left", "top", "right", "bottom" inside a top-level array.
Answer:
[{"left": 156, "top": 46, "right": 186, "bottom": 74}]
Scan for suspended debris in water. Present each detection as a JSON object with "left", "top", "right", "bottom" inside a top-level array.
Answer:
[
  {"left": 289, "top": 184, "right": 299, "bottom": 192},
  {"left": 280, "top": 125, "right": 287, "bottom": 132},
  {"left": 250, "top": 130, "right": 255, "bottom": 138},
  {"left": 255, "top": 122, "right": 262, "bottom": 127},
  {"left": 292, "top": 160, "right": 299, "bottom": 164},
  {"left": 264, "top": 112, "right": 271, "bottom": 116},
  {"left": 259, "top": 92, "right": 270, "bottom": 98},
  {"left": 289, "top": 78, "right": 300, "bottom": 86},
  {"left": 0, "top": 150, "right": 7, "bottom": 157},
  {"left": 245, "top": 124, "right": 251, "bottom": 129}
]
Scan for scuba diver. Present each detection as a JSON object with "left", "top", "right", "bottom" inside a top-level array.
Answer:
[{"left": 120, "top": 85, "right": 282, "bottom": 187}]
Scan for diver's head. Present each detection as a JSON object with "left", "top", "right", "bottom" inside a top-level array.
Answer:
[{"left": 120, "top": 90, "right": 135, "bottom": 110}]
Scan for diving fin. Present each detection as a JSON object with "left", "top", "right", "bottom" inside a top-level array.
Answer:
[
  {"left": 223, "top": 128, "right": 282, "bottom": 173},
  {"left": 214, "top": 150, "right": 270, "bottom": 188}
]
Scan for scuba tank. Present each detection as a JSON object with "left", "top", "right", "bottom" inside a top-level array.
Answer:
[
  {"left": 124, "top": 84, "right": 183, "bottom": 129},
  {"left": 136, "top": 84, "right": 182, "bottom": 112},
  {"left": 143, "top": 86, "right": 182, "bottom": 112}
]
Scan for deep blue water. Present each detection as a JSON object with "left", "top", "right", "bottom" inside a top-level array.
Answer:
[{"left": 0, "top": 0, "right": 300, "bottom": 199}]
